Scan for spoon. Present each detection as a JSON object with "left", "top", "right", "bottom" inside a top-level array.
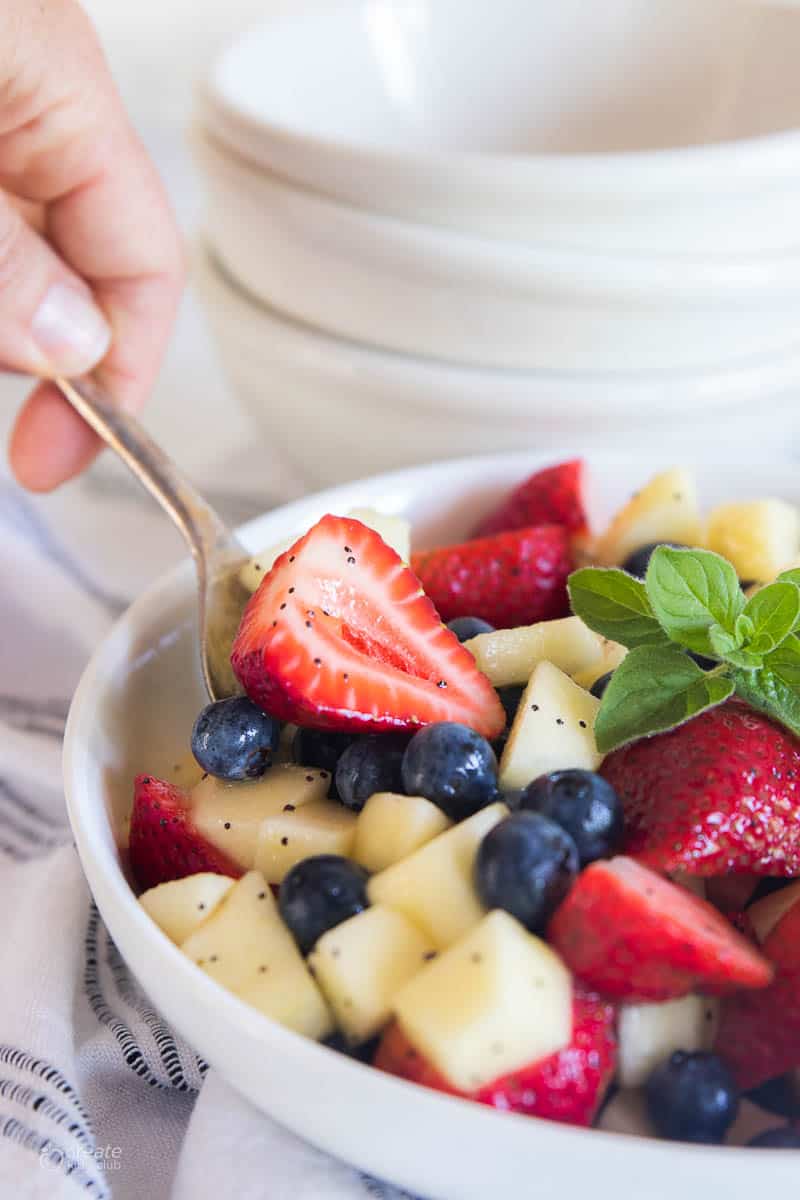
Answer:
[{"left": 55, "top": 375, "right": 250, "bottom": 701}]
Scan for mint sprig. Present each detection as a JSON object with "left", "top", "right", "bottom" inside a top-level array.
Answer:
[{"left": 569, "top": 546, "right": 800, "bottom": 753}]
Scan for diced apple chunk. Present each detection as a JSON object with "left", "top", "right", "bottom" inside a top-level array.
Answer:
[
  {"left": 308, "top": 906, "right": 436, "bottom": 1044},
  {"left": 464, "top": 617, "right": 607, "bottom": 688},
  {"left": 254, "top": 799, "right": 357, "bottom": 884},
  {"left": 499, "top": 661, "right": 602, "bottom": 790},
  {"left": 393, "top": 910, "right": 572, "bottom": 1092},
  {"left": 190, "top": 765, "right": 331, "bottom": 869},
  {"left": 181, "top": 871, "right": 332, "bottom": 1038},
  {"left": 352, "top": 793, "right": 451, "bottom": 874},
  {"left": 748, "top": 881, "right": 800, "bottom": 943},
  {"left": 595, "top": 468, "right": 702, "bottom": 565},
  {"left": 571, "top": 640, "right": 628, "bottom": 690},
  {"left": 139, "top": 873, "right": 234, "bottom": 944},
  {"left": 240, "top": 509, "right": 411, "bottom": 591},
  {"left": 368, "top": 803, "right": 507, "bottom": 949},
  {"left": 705, "top": 499, "right": 800, "bottom": 583},
  {"left": 618, "top": 996, "right": 719, "bottom": 1089}
]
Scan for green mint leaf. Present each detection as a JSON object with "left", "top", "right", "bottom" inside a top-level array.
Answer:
[
  {"left": 734, "top": 614, "right": 754, "bottom": 645},
  {"left": 722, "top": 647, "right": 764, "bottom": 670},
  {"left": 594, "top": 644, "right": 734, "bottom": 754},
  {"left": 709, "top": 624, "right": 739, "bottom": 658},
  {"left": 766, "top": 634, "right": 800, "bottom": 688},
  {"left": 777, "top": 568, "right": 800, "bottom": 590},
  {"left": 741, "top": 582, "right": 800, "bottom": 655},
  {"left": 567, "top": 568, "right": 668, "bottom": 650},
  {"left": 645, "top": 547, "right": 745, "bottom": 657},
  {"left": 732, "top": 657, "right": 800, "bottom": 739}
]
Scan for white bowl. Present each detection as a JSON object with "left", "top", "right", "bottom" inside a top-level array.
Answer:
[
  {"left": 199, "top": 0, "right": 800, "bottom": 253},
  {"left": 64, "top": 450, "right": 800, "bottom": 1200},
  {"left": 193, "top": 245, "right": 800, "bottom": 489},
  {"left": 194, "top": 129, "right": 800, "bottom": 372}
]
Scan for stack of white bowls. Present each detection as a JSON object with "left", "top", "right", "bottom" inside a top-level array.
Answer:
[{"left": 193, "top": 0, "right": 800, "bottom": 488}]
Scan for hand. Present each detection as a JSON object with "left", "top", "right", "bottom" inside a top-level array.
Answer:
[{"left": 2, "top": 0, "right": 184, "bottom": 491}]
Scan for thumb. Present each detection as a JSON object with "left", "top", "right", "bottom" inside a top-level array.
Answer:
[{"left": 0, "top": 189, "right": 111, "bottom": 378}]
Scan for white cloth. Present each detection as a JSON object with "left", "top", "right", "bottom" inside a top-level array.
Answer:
[{"left": 0, "top": 439, "right": 415, "bottom": 1200}]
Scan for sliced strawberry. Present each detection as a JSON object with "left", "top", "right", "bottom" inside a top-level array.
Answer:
[
  {"left": 410, "top": 526, "right": 572, "bottom": 630},
  {"left": 548, "top": 857, "right": 772, "bottom": 1002},
  {"left": 231, "top": 515, "right": 505, "bottom": 740},
  {"left": 715, "top": 896, "right": 800, "bottom": 1090},
  {"left": 128, "top": 775, "right": 242, "bottom": 892},
  {"left": 374, "top": 988, "right": 616, "bottom": 1127},
  {"left": 473, "top": 460, "right": 588, "bottom": 540},
  {"left": 602, "top": 701, "right": 800, "bottom": 876}
]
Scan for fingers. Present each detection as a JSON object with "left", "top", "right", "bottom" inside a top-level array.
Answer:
[{"left": 2, "top": 0, "right": 184, "bottom": 490}]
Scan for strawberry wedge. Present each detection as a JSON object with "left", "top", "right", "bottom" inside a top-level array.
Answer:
[
  {"left": 472, "top": 459, "right": 588, "bottom": 539},
  {"left": 548, "top": 857, "right": 772, "bottom": 1003},
  {"left": 231, "top": 515, "right": 505, "bottom": 739},
  {"left": 129, "top": 775, "right": 241, "bottom": 892}
]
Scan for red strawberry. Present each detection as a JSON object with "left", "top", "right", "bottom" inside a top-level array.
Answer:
[
  {"left": 473, "top": 459, "right": 588, "bottom": 540},
  {"left": 548, "top": 857, "right": 772, "bottom": 1002},
  {"left": 602, "top": 701, "right": 800, "bottom": 876},
  {"left": 714, "top": 896, "right": 800, "bottom": 1090},
  {"left": 374, "top": 989, "right": 616, "bottom": 1128},
  {"left": 410, "top": 526, "right": 572, "bottom": 630},
  {"left": 129, "top": 775, "right": 242, "bottom": 892},
  {"left": 231, "top": 515, "right": 505, "bottom": 740}
]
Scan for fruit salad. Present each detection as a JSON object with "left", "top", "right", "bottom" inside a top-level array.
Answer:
[{"left": 130, "top": 460, "right": 800, "bottom": 1149}]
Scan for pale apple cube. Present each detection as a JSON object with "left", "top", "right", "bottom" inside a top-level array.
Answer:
[
  {"left": 618, "top": 996, "right": 719, "bottom": 1089},
  {"left": 237, "top": 959, "right": 333, "bottom": 1041},
  {"left": 180, "top": 871, "right": 332, "bottom": 1038},
  {"left": 254, "top": 800, "right": 357, "bottom": 884},
  {"left": 748, "top": 880, "right": 800, "bottom": 944},
  {"left": 139, "top": 873, "right": 235, "bottom": 944},
  {"left": 308, "top": 906, "right": 436, "bottom": 1044},
  {"left": 464, "top": 617, "right": 606, "bottom": 689},
  {"left": 571, "top": 640, "right": 628, "bottom": 690},
  {"left": 190, "top": 765, "right": 331, "bottom": 869},
  {"left": 352, "top": 792, "right": 451, "bottom": 874},
  {"left": 367, "top": 803, "right": 508, "bottom": 949},
  {"left": 393, "top": 910, "right": 572, "bottom": 1092},
  {"left": 706, "top": 499, "right": 800, "bottom": 583},
  {"left": 595, "top": 468, "right": 702, "bottom": 565},
  {"left": 499, "top": 661, "right": 602, "bottom": 790},
  {"left": 240, "top": 509, "right": 412, "bottom": 591}
]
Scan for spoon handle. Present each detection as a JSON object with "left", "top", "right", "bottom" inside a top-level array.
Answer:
[{"left": 54, "top": 375, "right": 231, "bottom": 564}]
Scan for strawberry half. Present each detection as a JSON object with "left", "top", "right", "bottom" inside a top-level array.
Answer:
[
  {"left": 548, "top": 857, "right": 772, "bottom": 1003},
  {"left": 602, "top": 701, "right": 800, "bottom": 876},
  {"left": 375, "top": 988, "right": 616, "bottom": 1128},
  {"left": 231, "top": 515, "right": 505, "bottom": 740},
  {"left": 472, "top": 459, "right": 588, "bottom": 540},
  {"left": 715, "top": 896, "right": 800, "bottom": 1090},
  {"left": 410, "top": 526, "right": 572, "bottom": 630},
  {"left": 128, "top": 775, "right": 242, "bottom": 892}
]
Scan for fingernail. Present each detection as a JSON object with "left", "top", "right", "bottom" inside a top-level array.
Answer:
[{"left": 31, "top": 283, "right": 112, "bottom": 375}]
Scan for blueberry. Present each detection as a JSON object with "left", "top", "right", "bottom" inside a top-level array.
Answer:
[
  {"left": 645, "top": 1052, "right": 739, "bottom": 1144},
  {"left": 689, "top": 652, "right": 717, "bottom": 671},
  {"left": 497, "top": 685, "right": 525, "bottom": 728},
  {"left": 335, "top": 735, "right": 407, "bottom": 812},
  {"left": 622, "top": 542, "right": 687, "bottom": 580},
  {"left": 191, "top": 697, "right": 280, "bottom": 781},
  {"left": 447, "top": 616, "right": 495, "bottom": 642},
  {"left": 474, "top": 811, "right": 579, "bottom": 932},
  {"left": 590, "top": 671, "right": 614, "bottom": 700},
  {"left": 401, "top": 723, "right": 498, "bottom": 821},
  {"left": 520, "top": 770, "right": 624, "bottom": 867},
  {"left": 278, "top": 855, "right": 368, "bottom": 954},
  {"left": 748, "top": 1127, "right": 800, "bottom": 1149},
  {"left": 293, "top": 728, "right": 356, "bottom": 774},
  {"left": 746, "top": 1073, "right": 800, "bottom": 1118}
]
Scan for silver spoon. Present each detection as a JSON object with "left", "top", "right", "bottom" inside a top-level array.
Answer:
[{"left": 55, "top": 375, "right": 249, "bottom": 701}]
